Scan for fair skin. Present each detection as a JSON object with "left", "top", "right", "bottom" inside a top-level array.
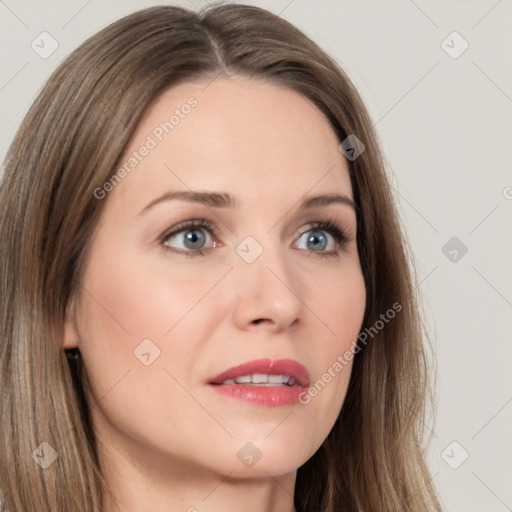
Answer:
[{"left": 64, "top": 76, "right": 366, "bottom": 512}]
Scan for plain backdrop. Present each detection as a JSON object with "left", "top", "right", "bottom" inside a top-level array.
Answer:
[{"left": 1, "top": 1, "right": 511, "bottom": 510}]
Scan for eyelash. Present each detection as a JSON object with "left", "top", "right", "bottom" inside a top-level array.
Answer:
[{"left": 159, "top": 218, "right": 350, "bottom": 258}]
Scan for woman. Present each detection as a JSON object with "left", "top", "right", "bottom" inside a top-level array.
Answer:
[{"left": 0, "top": 4, "right": 441, "bottom": 511}]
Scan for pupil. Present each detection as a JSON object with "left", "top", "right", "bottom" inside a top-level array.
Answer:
[
  {"left": 308, "top": 231, "right": 327, "bottom": 251},
  {"left": 185, "top": 230, "right": 205, "bottom": 248}
]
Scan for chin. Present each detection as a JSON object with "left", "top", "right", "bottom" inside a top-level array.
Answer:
[{"left": 221, "top": 430, "right": 319, "bottom": 478}]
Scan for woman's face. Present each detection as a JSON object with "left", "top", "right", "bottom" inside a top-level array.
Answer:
[{"left": 65, "top": 77, "right": 366, "bottom": 479}]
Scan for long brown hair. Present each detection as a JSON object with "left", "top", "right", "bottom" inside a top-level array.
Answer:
[{"left": 0, "top": 4, "right": 441, "bottom": 511}]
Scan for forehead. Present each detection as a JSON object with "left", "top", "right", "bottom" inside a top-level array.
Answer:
[{"left": 112, "top": 77, "right": 352, "bottom": 211}]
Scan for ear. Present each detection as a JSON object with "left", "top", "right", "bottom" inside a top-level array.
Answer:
[{"left": 63, "top": 296, "right": 80, "bottom": 349}]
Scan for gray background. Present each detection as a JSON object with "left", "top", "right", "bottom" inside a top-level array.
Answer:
[{"left": 1, "top": 1, "right": 511, "bottom": 510}]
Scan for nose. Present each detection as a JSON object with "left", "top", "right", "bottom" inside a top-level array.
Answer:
[{"left": 230, "top": 242, "right": 303, "bottom": 333}]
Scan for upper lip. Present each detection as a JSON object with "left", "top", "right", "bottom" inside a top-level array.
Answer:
[{"left": 208, "top": 358, "right": 310, "bottom": 387}]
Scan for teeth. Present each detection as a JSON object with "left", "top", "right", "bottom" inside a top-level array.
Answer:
[
  {"left": 252, "top": 373, "right": 267, "bottom": 384},
  {"left": 268, "top": 374, "right": 285, "bottom": 384},
  {"left": 222, "top": 374, "right": 294, "bottom": 386},
  {"left": 234, "top": 375, "right": 252, "bottom": 384}
]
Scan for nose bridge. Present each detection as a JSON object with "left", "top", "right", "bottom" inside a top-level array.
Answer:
[
  {"left": 235, "top": 230, "right": 290, "bottom": 285},
  {"left": 231, "top": 230, "right": 303, "bottom": 330}
]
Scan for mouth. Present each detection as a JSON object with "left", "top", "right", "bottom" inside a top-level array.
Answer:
[{"left": 207, "top": 358, "right": 310, "bottom": 407}]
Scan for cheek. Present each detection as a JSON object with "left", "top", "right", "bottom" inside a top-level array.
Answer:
[
  {"left": 74, "top": 252, "right": 230, "bottom": 454},
  {"left": 75, "top": 250, "right": 229, "bottom": 396},
  {"left": 297, "top": 263, "right": 365, "bottom": 432},
  {"left": 79, "top": 246, "right": 230, "bottom": 341},
  {"left": 326, "top": 272, "right": 366, "bottom": 332},
  {"left": 314, "top": 259, "right": 366, "bottom": 352}
]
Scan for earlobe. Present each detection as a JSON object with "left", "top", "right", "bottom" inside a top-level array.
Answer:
[{"left": 62, "top": 299, "right": 79, "bottom": 349}]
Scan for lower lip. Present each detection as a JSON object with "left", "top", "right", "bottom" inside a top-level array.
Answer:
[{"left": 208, "top": 383, "right": 306, "bottom": 407}]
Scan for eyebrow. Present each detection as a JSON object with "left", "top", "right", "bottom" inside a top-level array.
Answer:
[{"left": 138, "top": 190, "right": 356, "bottom": 215}]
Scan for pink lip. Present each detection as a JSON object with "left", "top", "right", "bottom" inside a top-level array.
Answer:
[{"left": 207, "top": 358, "right": 310, "bottom": 407}]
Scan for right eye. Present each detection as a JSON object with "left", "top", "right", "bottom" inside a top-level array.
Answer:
[{"left": 160, "top": 219, "right": 220, "bottom": 257}]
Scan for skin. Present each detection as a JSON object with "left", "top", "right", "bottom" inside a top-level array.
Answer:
[{"left": 64, "top": 76, "right": 366, "bottom": 512}]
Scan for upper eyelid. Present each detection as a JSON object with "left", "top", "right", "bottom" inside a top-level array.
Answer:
[{"left": 161, "top": 219, "right": 217, "bottom": 235}]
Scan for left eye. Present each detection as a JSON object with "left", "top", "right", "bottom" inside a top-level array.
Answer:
[{"left": 295, "top": 229, "right": 336, "bottom": 252}]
